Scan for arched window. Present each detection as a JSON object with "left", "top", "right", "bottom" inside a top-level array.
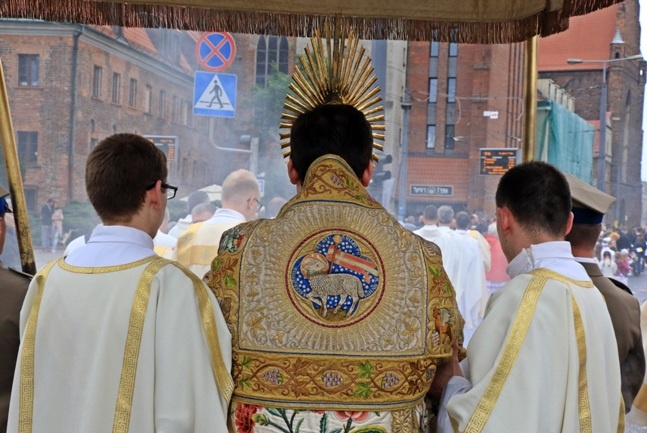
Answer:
[
  {"left": 256, "top": 35, "right": 289, "bottom": 87},
  {"left": 255, "top": 37, "right": 267, "bottom": 87},
  {"left": 279, "top": 38, "right": 289, "bottom": 74}
]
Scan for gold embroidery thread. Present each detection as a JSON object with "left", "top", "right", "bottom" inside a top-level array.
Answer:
[
  {"left": 462, "top": 274, "right": 548, "bottom": 432},
  {"left": 111, "top": 258, "right": 166, "bottom": 433},
  {"left": 18, "top": 259, "right": 58, "bottom": 433}
]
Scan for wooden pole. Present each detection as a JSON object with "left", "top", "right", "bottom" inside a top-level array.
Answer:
[
  {"left": 523, "top": 36, "right": 538, "bottom": 162},
  {"left": 0, "top": 60, "right": 36, "bottom": 275}
]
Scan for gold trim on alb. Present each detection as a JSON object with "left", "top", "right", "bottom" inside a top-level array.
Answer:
[{"left": 280, "top": 23, "right": 385, "bottom": 162}]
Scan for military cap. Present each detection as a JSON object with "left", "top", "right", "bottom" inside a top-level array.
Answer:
[{"left": 564, "top": 173, "right": 615, "bottom": 225}]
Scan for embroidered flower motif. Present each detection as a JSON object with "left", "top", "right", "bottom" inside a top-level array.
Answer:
[
  {"left": 235, "top": 404, "right": 260, "bottom": 433},
  {"left": 334, "top": 411, "right": 370, "bottom": 423}
]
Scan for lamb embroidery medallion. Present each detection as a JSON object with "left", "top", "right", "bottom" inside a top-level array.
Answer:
[{"left": 290, "top": 233, "right": 382, "bottom": 326}]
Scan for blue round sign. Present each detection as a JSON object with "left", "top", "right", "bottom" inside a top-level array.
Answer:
[{"left": 195, "top": 32, "right": 236, "bottom": 72}]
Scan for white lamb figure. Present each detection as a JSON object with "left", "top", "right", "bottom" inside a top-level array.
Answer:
[{"left": 302, "top": 257, "right": 366, "bottom": 317}]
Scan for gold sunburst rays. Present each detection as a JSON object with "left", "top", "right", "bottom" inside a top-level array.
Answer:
[{"left": 280, "top": 23, "right": 386, "bottom": 162}]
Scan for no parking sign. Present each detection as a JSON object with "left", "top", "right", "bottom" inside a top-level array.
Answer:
[{"left": 195, "top": 32, "right": 236, "bottom": 72}]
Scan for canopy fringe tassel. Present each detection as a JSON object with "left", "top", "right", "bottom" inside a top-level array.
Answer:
[{"left": 0, "top": 0, "right": 622, "bottom": 43}]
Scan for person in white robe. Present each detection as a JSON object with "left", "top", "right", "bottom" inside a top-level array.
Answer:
[
  {"left": 7, "top": 133, "right": 232, "bottom": 433},
  {"left": 153, "top": 208, "right": 177, "bottom": 256},
  {"left": 167, "top": 190, "right": 210, "bottom": 238},
  {"left": 417, "top": 205, "right": 486, "bottom": 344},
  {"left": 170, "top": 169, "right": 260, "bottom": 278},
  {"left": 434, "top": 161, "right": 623, "bottom": 433}
]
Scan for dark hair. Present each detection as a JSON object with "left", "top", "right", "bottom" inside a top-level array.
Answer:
[
  {"left": 290, "top": 104, "right": 373, "bottom": 182},
  {"left": 423, "top": 204, "right": 438, "bottom": 221},
  {"left": 495, "top": 161, "right": 571, "bottom": 237},
  {"left": 455, "top": 211, "right": 471, "bottom": 230},
  {"left": 86, "top": 133, "right": 167, "bottom": 222},
  {"left": 565, "top": 223, "right": 602, "bottom": 249},
  {"left": 187, "top": 190, "right": 210, "bottom": 213}
]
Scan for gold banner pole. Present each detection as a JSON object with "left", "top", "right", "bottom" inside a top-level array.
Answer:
[
  {"left": 0, "top": 60, "right": 36, "bottom": 275},
  {"left": 522, "top": 36, "right": 538, "bottom": 162}
]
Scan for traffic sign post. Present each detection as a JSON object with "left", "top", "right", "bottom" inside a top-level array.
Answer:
[
  {"left": 195, "top": 32, "right": 236, "bottom": 72},
  {"left": 193, "top": 71, "right": 237, "bottom": 118}
]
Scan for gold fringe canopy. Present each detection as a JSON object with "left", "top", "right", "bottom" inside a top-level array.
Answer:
[
  {"left": 279, "top": 24, "right": 385, "bottom": 162},
  {"left": 0, "top": 0, "right": 624, "bottom": 43}
]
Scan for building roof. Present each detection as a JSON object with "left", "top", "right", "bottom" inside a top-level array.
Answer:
[{"left": 538, "top": 4, "right": 619, "bottom": 72}]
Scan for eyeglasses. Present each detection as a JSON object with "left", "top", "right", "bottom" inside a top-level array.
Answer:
[
  {"left": 145, "top": 181, "right": 178, "bottom": 200},
  {"left": 248, "top": 197, "right": 263, "bottom": 213}
]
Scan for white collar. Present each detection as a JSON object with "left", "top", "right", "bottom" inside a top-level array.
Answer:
[
  {"left": 205, "top": 208, "right": 246, "bottom": 223},
  {"left": 507, "top": 241, "right": 589, "bottom": 280},
  {"left": 88, "top": 224, "right": 154, "bottom": 249}
]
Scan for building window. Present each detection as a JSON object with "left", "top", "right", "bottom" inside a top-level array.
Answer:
[
  {"left": 449, "top": 43, "right": 458, "bottom": 57},
  {"left": 17, "top": 131, "right": 38, "bottom": 167},
  {"left": 171, "top": 95, "right": 178, "bottom": 123},
  {"left": 92, "top": 66, "right": 102, "bottom": 99},
  {"left": 278, "top": 37, "right": 289, "bottom": 74},
  {"left": 112, "top": 73, "right": 121, "bottom": 104},
  {"left": 181, "top": 99, "right": 189, "bottom": 126},
  {"left": 159, "top": 90, "right": 166, "bottom": 118},
  {"left": 24, "top": 187, "right": 37, "bottom": 211},
  {"left": 129, "top": 79, "right": 137, "bottom": 107},
  {"left": 447, "top": 78, "right": 456, "bottom": 103},
  {"left": 449, "top": 29, "right": 459, "bottom": 57},
  {"left": 89, "top": 138, "right": 98, "bottom": 151},
  {"left": 144, "top": 85, "right": 152, "bottom": 114},
  {"left": 181, "top": 158, "right": 188, "bottom": 179},
  {"left": 18, "top": 54, "right": 39, "bottom": 86},
  {"left": 428, "top": 78, "right": 438, "bottom": 103},
  {"left": 256, "top": 35, "right": 289, "bottom": 87},
  {"left": 426, "top": 125, "right": 436, "bottom": 149},
  {"left": 445, "top": 125, "right": 455, "bottom": 150},
  {"left": 90, "top": 119, "right": 95, "bottom": 133},
  {"left": 430, "top": 41, "right": 439, "bottom": 58}
]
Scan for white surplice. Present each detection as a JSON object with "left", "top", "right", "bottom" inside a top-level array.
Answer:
[
  {"left": 439, "top": 241, "right": 623, "bottom": 433},
  {"left": 8, "top": 225, "right": 232, "bottom": 433},
  {"left": 415, "top": 225, "right": 487, "bottom": 342},
  {"left": 171, "top": 208, "right": 246, "bottom": 278}
]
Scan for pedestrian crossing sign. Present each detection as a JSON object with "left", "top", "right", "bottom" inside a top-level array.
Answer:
[{"left": 193, "top": 71, "right": 237, "bottom": 118}]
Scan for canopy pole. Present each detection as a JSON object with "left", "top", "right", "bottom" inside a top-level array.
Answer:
[
  {"left": 0, "top": 60, "right": 36, "bottom": 275},
  {"left": 522, "top": 36, "right": 537, "bottom": 162}
]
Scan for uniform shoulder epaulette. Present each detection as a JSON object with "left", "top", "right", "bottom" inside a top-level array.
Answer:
[{"left": 609, "top": 277, "right": 633, "bottom": 295}]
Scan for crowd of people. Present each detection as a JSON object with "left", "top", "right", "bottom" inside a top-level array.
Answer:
[{"left": 1, "top": 59, "right": 647, "bottom": 433}]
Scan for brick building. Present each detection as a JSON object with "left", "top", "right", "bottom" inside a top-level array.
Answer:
[
  {"left": 0, "top": 20, "right": 300, "bottom": 212},
  {"left": 403, "top": 40, "right": 525, "bottom": 219},
  {"left": 538, "top": 0, "right": 645, "bottom": 226}
]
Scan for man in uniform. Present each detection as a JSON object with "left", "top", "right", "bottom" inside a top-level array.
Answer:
[
  {"left": 436, "top": 161, "right": 623, "bottom": 432},
  {"left": 0, "top": 186, "right": 30, "bottom": 432},
  {"left": 173, "top": 169, "right": 260, "bottom": 277},
  {"left": 564, "top": 173, "right": 644, "bottom": 411},
  {"left": 205, "top": 101, "right": 462, "bottom": 431},
  {"left": 8, "top": 133, "right": 232, "bottom": 433}
]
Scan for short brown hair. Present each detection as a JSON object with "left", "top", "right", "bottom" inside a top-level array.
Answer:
[{"left": 86, "top": 133, "right": 167, "bottom": 222}]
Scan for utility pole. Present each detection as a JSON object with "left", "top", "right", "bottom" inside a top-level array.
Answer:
[{"left": 398, "top": 93, "right": 412, "bottom": 222}]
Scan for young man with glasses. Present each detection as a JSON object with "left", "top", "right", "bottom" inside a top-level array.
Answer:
[
  {"left": 173, "top": 168, "right": 260, "bottom": 278},
  {"left": 8, "top": 133, "right": 232, "bottom": 433}
]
